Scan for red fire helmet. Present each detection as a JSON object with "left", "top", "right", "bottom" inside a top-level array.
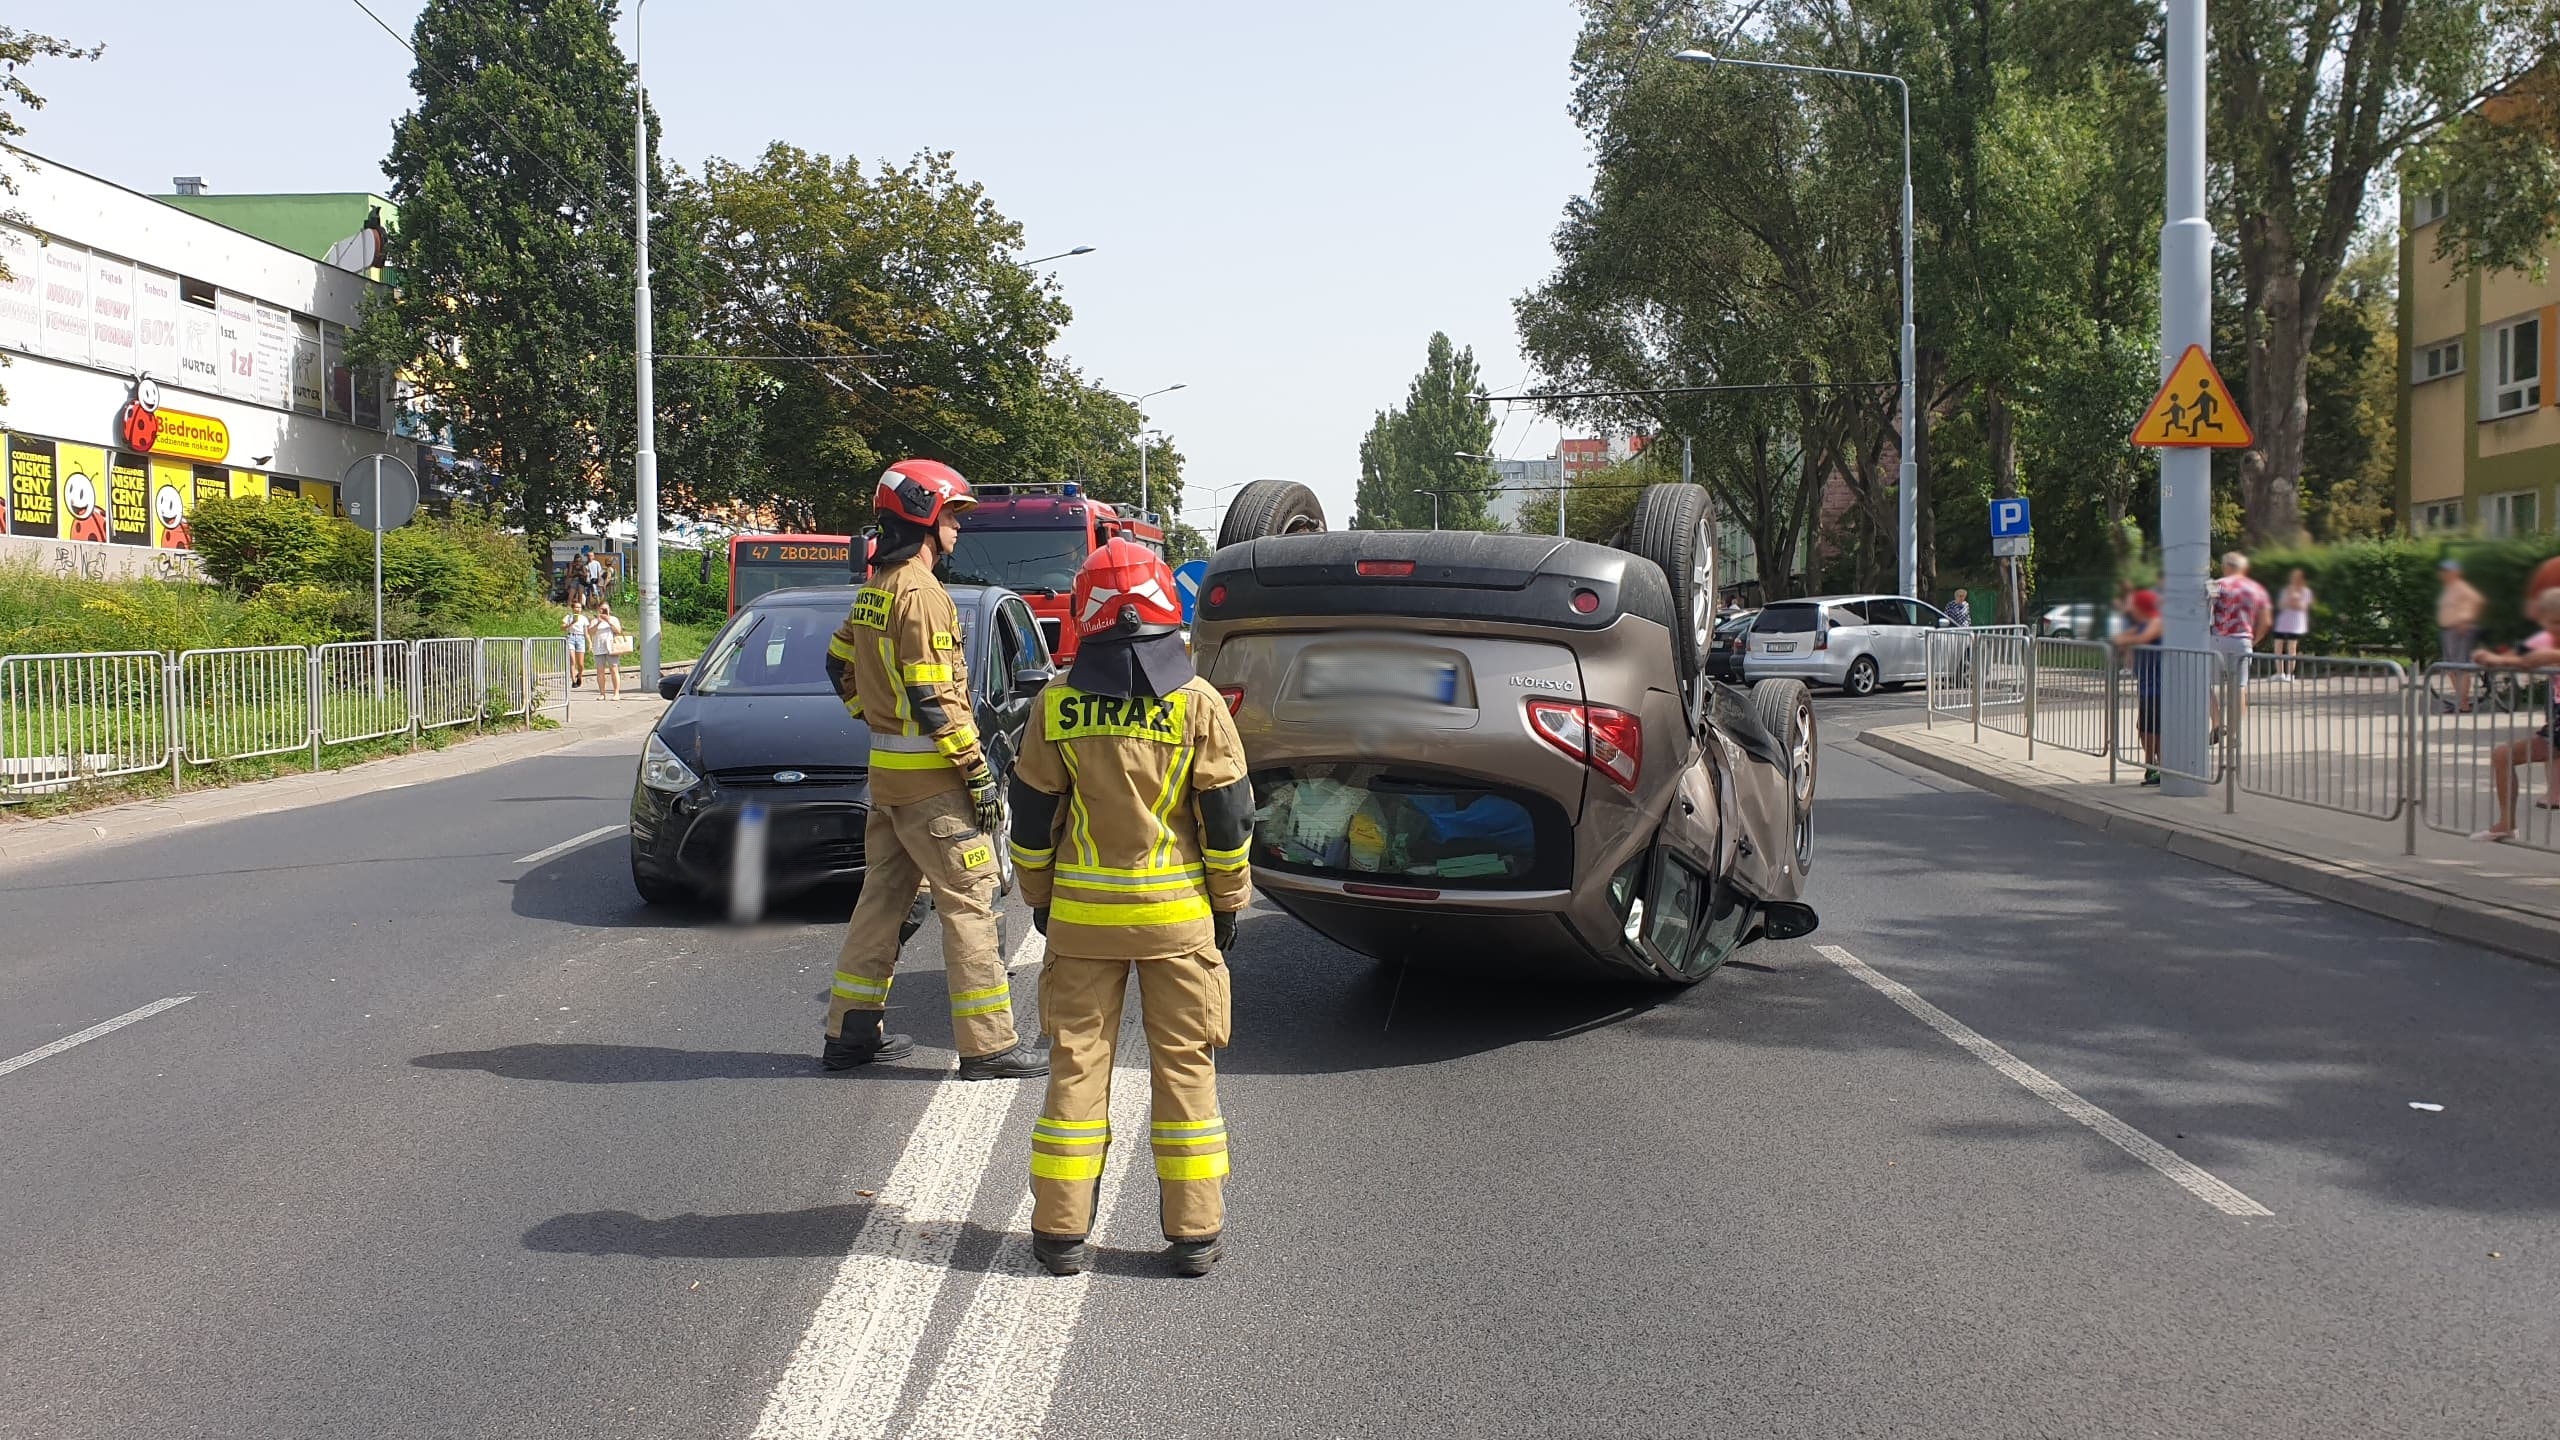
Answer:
[
  {"left": 874, "top": 458, "right": 977, "bottom": 527},
  {"left": 1071, "top": 538, "right": 1184, "bottom": 641}
]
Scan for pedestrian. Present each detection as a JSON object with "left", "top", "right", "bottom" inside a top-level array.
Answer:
[
  {"left": 2208, "top": 551, "right": 2272, "bottom": 727},
  {"left": 2114, "top": 587, "right": 2165, "bottom": 784},
  {"left": 589, "top": 601, "right": 624, "bottom": 699},
  {"left": 1945, "top": 589, "right": 1972, "bottom": 629},
  {"left": 581, "top": 546, "right": 606, "bottom": 605},
  {"left": 562, "top": 598, "right": 589, "bottom": 688},
  {"left": 2467, "top": 589, "right": 2560, "bottom": 843},
  {"left": 819, "top": 459, "right": 1045, "bottom": 1082},
  {"left": 2271, "top": 568, "right": 2314, "bottom": 681},
  {"left": 1008, "top": 538, "right": 1253, "bottom": 1278},
  {"left": 2438, "top": 557, "right": 2486, "bottom": 713}
]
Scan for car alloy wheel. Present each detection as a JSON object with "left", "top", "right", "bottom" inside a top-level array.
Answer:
[{"left": 1844, "top": 655, "right": 1879, "bottom": 696}]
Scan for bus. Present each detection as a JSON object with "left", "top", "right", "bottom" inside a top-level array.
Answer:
[
  {"left": 728, "top": 533, "right": 860, "bottom": 613},
  {"left": 943, "top": 485, "right": 1164, "bottom": 658}
]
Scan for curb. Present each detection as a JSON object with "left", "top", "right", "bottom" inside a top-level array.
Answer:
[
  {"left": 1860, "top": 725, "right": 2560, "bottom": 971},
  {"left": 0, "top": 702, "right": 667, "bottom": 872}
]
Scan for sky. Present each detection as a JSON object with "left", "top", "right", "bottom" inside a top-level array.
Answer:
[{"left": 8, "top": 0, "right": 1596, "bottom": 534}]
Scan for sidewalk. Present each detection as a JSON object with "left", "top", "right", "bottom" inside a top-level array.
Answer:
[
  {"left": 0, "top": 683, "right": 668, "bottom": 871},
  {"left": 1862, "top": 718, "right": 2560, "bottom": 969}
]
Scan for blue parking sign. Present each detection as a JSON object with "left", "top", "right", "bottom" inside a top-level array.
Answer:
[
  {"left": 1173, "top": 559, "right": 1209, "bottom": 624},
  {"left": 1990, "top": 498, "right": 2032, "bottom": 538}
]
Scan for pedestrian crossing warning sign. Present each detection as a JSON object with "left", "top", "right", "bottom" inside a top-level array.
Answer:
[{"left": 2131, "top": 345, "right": 2253, "bottom": 448}]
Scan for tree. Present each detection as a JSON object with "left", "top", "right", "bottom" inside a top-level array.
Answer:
[
  {"left": 1351, "top": 333, "right": 1497, "bottom": 530},
  {"left": 2210, "top": 0, "right": 2554, "bottom": 543},
  {"left": 0, "top": 27, "right": 101, "bottom": 409},
  {"left": 2299, "top": 235, "right": 2398, "bottom": 539},
  {"left": 1515, "top": 455, "right": 1654, "bottom": 541}
]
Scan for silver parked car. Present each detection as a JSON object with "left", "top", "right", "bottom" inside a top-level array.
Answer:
[{"left": 1740, "top": 594, "right": 1954, "bottom": 696}]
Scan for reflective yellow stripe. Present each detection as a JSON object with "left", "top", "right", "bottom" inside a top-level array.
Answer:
[
  {"left": 870, "top": 750, "right": 953, "bottom": 770},
  {"left": 1058, "top": 743, "right": 1099, "bottom": 867},
  {"left": 934, "top": 726, "right": 978, "bottom": 759},
  {"left": 832, "top": 973, "right": 890, "bottom": 1002},
  {"left": 1037, "top": 1116, "right": 1110, "bottom": 1131},
  {"left": 879, "top": 639, "right": 909, "bottom": 722},
  {"left": 951, "top": 981, "right": 1009, "bottom": 1015},
  {"left": 1049, "top": 895, "right": 1214, "bottom": 928},
  {"left": 1011, "top": 842, "right": 1055, "bottom": 868},
  {"left": 951, "top": 996, "right": 1011, "bottom": 1017},
  {"left": 826, "top": 633, "right": 859, "bottom": 661},
  {"left": 1055, "top": 874, "right": 1207, "bottom": 895},
  {"left": 1202, "top": 842, "right": 1249, "bottom": 872},
  {"left": 1033, "top": 1122, "right": 1108, "bottom": 1143},
  {"left": 900, "top": 661, "right": 953, "bottom": 683},
  {"left": 1055, "top": 861, "right": 1205, "bottom": 880},
  {"left": 1032, "top": 1150, "right": 1107, "bottom": 1181},
  {"left": 842, "top": 695, "right": 866, "bottom": 720},
  {"left": 1153, "top": 1151, "right": 1231, "bottom": 1182},
  {"left": 871, "top": 732, "right": 938, "bottom": 751},
  {"left": 1151, "top": 1117, "right": 1224, "bottom": 1134}
]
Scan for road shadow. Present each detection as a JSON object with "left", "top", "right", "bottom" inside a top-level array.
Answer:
[
  {"left": 410, "top": 1042, "right": 946, "bottom": 1084},
  {"left": 507, "top": 838, "right": 855, "bottom": 931},
  {"left": 524, "top": 1199, "right": 1202, "bottom": 1281}
]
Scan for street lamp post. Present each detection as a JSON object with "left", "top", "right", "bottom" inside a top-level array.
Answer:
[
  {"left": 1108, "top": 384, "right": 1186, "bottom": 518},
  {"left": 1676, "top": 49, "right": 1915, "bottom": 599},
  {"left": 1020, "top": 246, "right": 1097, "bottom": 267},
  {"left": 631, "top": 0, "right": 663, "bottom": 690},
  {"left": 1415, "top": 490, "right": 1445, "bottom": 529}
]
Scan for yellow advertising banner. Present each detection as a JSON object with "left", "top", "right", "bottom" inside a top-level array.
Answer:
[
  {"left": 9, "top": 434, "right": 57, "bottom": 537},
  {"left": 151, "top": 458, "right": 195, "bottom": 550},
  {"left": 57, "top": 443, "right": 111, "bottom": 544},
  {"left": 228, "top": 469, "right": 268, "bottom": 502},
  {"left": 302, "top": 479, "right": 338, "bottom": 517},
  {"left": 149, "top": 407, "right": 230, "bottom": 464},
  {"left": 109, "top": 450, "right": 152, "bottom": 545}
]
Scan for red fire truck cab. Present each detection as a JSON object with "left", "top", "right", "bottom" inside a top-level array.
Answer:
[{"left": 945, "top": 485, "right": 1165, "bottom": 658}]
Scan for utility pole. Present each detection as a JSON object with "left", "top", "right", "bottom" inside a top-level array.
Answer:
[
  {"left": 631, "top": 0, "right": 662, "bottom": 690},
  {"left": 2157, "top": 0, "right": 2212, "bottom": 796}
]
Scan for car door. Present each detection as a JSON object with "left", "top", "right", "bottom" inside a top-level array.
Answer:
[
  {"left": 1824, "top": 600, "right": 1878, "bottom": 678},
  {"left": 1864, "top": 598, "right": 1923, "bottom": 681},
  {"left": 985, "top": 596, "right": 1048, "bottom": 767}
]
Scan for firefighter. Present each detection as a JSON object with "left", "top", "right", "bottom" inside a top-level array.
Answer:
[
  {"left": 820, "top": 459, "right": 1046, "bottom": 1081},
  {"left": 1008, "top": 539, "right": 1253, "bottom": 1277}
]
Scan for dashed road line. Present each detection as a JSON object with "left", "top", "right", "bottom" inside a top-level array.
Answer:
[
  {"left": 1, "top": 995, "right": 195, "bottom": 1079},
  {"left": 1813, "top": 943, "right": 2273, "bottom": 1217},
  {"left": 513, "top": 824, "right": 626, "bottom": 866}
]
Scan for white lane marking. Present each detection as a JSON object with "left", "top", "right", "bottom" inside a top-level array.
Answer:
[
  {"left": 903, "top": 1046, "right": 1150, "bottom": 1440},
  {"left": 1, "top": 995, "right": 195, "bottom": 1079},
  {"left": 750, "top": 1074, "right": 1023, "bottom": 1440},
  {"left": 1813, "top": 944, "right": 2273, "bottom": 1218},
  {"left": 513, "top": 824, "right": 626, "bottom": 866}
]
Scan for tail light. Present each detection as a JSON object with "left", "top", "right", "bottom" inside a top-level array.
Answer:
[
  {"left": 1219, "top": 686, "right": 1244, "bottom": 716},
  {"left": 1813, "top": 626, "right": 1829, "bottom": 650},
  {"left": 1525, "top": 699, "right": 1642, "bottom": 790},
  {"left": 1355, "top": 559, "right": 1416, "bottom": 578}
]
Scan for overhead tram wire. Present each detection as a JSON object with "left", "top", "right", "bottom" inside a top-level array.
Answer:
[{"left": 1476, "top": 380, "right": 1898, "bottom": 404}]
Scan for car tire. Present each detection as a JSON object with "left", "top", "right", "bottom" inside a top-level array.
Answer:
[
  {"left": 1626, "top": 484, "right": 1714, "bottom": 692},
  {"left": 1217, "top": 479, "right": 1326, "bottom": 549},
  {"left": 1842, "top": 655, "right": 1880, "bottom": 697},
  {"left": 631, "top": 859, "right": 693, "bottom": 908},
  {"left": 1749, "top": 677, "right": 1817, "bottom": 876}
]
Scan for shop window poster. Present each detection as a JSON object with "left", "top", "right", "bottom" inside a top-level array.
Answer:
[
  {"left": 193, "top": 464, "right": 228, "bottom": 513},
  {"left": 216, "top": 290, "right": 256, "bottom": 402},
  {"left": 10, "top": 434, "right": 58, "bottom": 537},
  {"left": 152, "top": 458, "right": 195, "bottom": 550},
  {"left": 135, "top": 268, "right": 183, "bottom": 383},
  {"left": 109, "top": 451, "right": 151, "bottom": 545},
  {"left": 228, "top": 469, "right": 268, "bottom": 502},
  {"left": 290, "top": 314, "right": 324, "bottom": 414},
  {"left": 40, "top": 242, "right": 87, "bottom": 364},
  {"left": 0, "top": 226, "right": 41, "bottom": 353},
  {"left": 89, "top": 253, "right": 136, "bottom": 370},
  {"left": 181, "top": 299, "right": 221, "bottom": 390},
  {"left": 57, "top": 443, "right": 110, "bottom": 544}
]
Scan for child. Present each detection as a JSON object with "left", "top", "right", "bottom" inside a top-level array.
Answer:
[
  {"left": 2467, "top": 589, "right": 2560, "bottom": 842},
  {"left": 562, "top": 599, "right": 589, "bottom": 688}
]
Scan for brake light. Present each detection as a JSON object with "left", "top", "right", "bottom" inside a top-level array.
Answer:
[
  {"left": 1525, "top": 699, "right": 1642, "bottom": 790},
  {"left": 1356, "top": 560, "right": 1416, "bottom": 577},
  {"left": 1813, "top": 626, "right": 1828, "bottom": 650},
  {"left": 1219, "top": 686, "right": 1244, "bottom": 716},
  {"left": 1570, "top": 588, "right": 1600, "bottom": 614},
  {"left": 1207, "top": 583, "right": 1226, "bottom": 607}
]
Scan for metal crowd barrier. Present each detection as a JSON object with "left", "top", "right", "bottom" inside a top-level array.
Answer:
[
  {"left": 2029, "top": 638, "right": 2113, "bottom": 758},
  {"left": 2416, "top": 662, "right": 2560, "bottom": 853},
  {"left": 2115, "top": 645, "right": 2228, "bottom": 787},
  {"left": 2235, "top": 652, "right": 2409, "bottom": 825},
  {"left": 0, "top": 635, "right": 580, "bottom": 800}
]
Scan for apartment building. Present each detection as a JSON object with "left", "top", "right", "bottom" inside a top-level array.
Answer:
[{"left": 2400, "top": 183, "right": 2559, "bottom": 536}]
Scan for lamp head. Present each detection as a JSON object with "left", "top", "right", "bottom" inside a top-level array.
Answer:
[{"left": 1674, "top": 49, "right": 1716, "bottom": 63}]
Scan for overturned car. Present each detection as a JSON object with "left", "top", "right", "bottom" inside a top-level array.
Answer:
[{"left": 1192, "top": 480, "right": 1816, "bottom": 985}]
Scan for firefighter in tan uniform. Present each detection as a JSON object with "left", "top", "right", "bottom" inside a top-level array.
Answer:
[
  {"left": 1009, "top": 539, "right": 1254, "bottom": 1277},
  {"left": 821, "top": 459, "right": 1046, "bottom": 1081}
]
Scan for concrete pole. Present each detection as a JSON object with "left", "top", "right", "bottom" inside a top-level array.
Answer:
[
  {"left": 2158, "top": 0, "right": 2214, "bottom": 796},
  {"left": 631, "top": 0, "right": 663, "bottom": 690},
  {"left": 1895, "top": 80, "right": 1917, "bottom": 601},
  {"left": 1138, "top": 432, "right": 1148, "bottom": 520}
]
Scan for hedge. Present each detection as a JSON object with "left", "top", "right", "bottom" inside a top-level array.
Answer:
[{"left": 2243, "top": 535, "right": 2560, "bottom": 661}]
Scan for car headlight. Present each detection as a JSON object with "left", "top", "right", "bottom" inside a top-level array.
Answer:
[{"left": 640, "top": 731, "right": 701, "bottom": 793}]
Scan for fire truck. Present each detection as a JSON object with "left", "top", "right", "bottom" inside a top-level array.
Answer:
[{"left": 945, "top": 484, "right": 1165, "bottom": 658}]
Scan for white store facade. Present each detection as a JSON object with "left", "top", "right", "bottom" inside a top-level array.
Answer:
[{"left": 0, "top": 147, "right": 396, "bottom": 580}]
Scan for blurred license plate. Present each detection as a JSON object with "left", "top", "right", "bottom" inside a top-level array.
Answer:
[
  {"left": 1764, "top": 642, "right": 1797, "bottom": 654},
  {"left": 1301, "top": 652, "right": 1459, "bottom": 704}
]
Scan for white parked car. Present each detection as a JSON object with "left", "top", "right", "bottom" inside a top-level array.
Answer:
[{"left": 1740, "top": 594, "right": 1956, "bottom": 696}]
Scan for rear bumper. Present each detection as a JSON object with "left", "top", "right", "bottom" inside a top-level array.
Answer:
[
  {"left": 629, "top": 781, "right": 870, "bottom": 895},
  {"left": 1742, "top": 652, "right": 1845, "bottom": 686}
]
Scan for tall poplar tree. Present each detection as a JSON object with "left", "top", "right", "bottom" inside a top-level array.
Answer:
[{"left": 1351, "top": 332, "right": 1497, "bottom": 530}]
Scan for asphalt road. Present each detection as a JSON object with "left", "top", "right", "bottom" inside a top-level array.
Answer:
[{"left": 6, "top": 696, "right": 2559, "bottom": 1439}]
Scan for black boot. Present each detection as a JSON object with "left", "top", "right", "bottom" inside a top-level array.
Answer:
[
  {"left": 1032, "top": 1233, "right": 1093, "bottom": 1276},
  {"left": 956, "top": 1041, "right": 1049, "bottom": 1080},
  {"left": 821, "top": 1015, "right": 915, "bottom": 1070},
  {"left": 1167, "top": 1234, "right": 1222, "bottom": 1277}
]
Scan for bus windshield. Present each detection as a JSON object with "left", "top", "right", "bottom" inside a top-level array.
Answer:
[
  {"left": 732, "top": 560, "right": 847, "bottom": 609},
  {"left": 943, "top": 528, "right": 1085, "bottom": 596}
]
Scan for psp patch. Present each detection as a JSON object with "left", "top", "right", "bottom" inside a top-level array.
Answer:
[
  {"left": 850, "top": 586, "right": 894, "bottom": 631},
  {"left": 1044, "top": 687, "right": 1188, "bottom": 744},
  {"left": 960, "top": 842, "right": 992, "bottom": 870}
]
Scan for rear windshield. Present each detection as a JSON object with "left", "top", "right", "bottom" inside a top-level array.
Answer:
[
  {"left": 693, "top": 606, "right": 840, "bottom": 695},
  {"left": 1253, "top": 766, "right": 1567, "bottom": 889},
  {"left": 944, "top": 528, "right": 1084, "bottom": 596},
  {"left": 1752, "top": 605, "right": 1822, "bottom": 634}
]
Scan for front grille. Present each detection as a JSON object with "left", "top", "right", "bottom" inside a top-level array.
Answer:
[{"left": 709, "top": 765, "right": 866, "bottom": 787}]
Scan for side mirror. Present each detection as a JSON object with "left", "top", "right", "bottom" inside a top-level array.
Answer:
[
  {"left": 1753, "top": 900, "right": 1820, "bottom": 942},
  {"left": 1012, "top": 666, "right": 1052, "bottom": 699},
  {"left": 1937, "top": 617, "right": 1955, "bottom": 628},
  {"left": 657, "top": 674, "right": 684, "bottom": 700}
]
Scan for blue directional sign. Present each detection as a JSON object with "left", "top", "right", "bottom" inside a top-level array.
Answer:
[
  {"left": 1173, "top": 559, "right": 1210, "bottom": 624},
  {"left": 1990, "top": 497, "right": 2033, "bottom": 538}
]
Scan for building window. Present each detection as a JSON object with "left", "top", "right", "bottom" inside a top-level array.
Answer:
[
  {"left": 2417, "top": 500, "right": 2463, "bottom": 533},
  {"left": 2415, "top": 338, "right": 2463, "bottom": 383},
  {"left": 2489, "top": 490, "right": 2542, "bottom": 537},
  {"left": 2412, "top": 189, "right": 2449, "bottom": 226},
  {"left": 2486, "top": 314, "right": 2541, "bottom": 418}
]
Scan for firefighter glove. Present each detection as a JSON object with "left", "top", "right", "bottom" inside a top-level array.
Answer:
[
  {"left": 965, "top": 763, "right": 1004, "bottom": 835},
  {"left": 1032, "top": 905, "right": 1049, "bottom": 935},
  {"left": 1214, "top": 910, "right": 1237, "bottom": 950}
]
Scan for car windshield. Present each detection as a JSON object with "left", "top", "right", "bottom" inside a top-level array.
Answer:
[
  {"left": 944, "top": 528, "right": 1084, "bottom": 596},
  {"left": 693, "top": 606, "right": 840, "bottom": 695},
  {"left": 1752, "top": 605, "right": 1821, "bottom": 633}
]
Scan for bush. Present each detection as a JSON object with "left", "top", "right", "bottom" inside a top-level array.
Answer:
[
  {"left": 658, "top": 546, "right": 729, "bottom": 625},
  {"left": 2249, "top": 534, "right": 2560, "bottom": 660},
  {"left": 190, "top": 494, "right": 337, "bottom": 592}
]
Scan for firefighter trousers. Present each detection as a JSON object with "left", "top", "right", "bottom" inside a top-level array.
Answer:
[
  {"left": 828, "top": 789, "right": 1017, "bottom": 1058},
  {"left": 1030, "top": 946, "right": 1232, "bottom": 1241}
]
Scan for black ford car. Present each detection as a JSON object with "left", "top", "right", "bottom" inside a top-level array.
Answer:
[{"left": 628, "top": 582, "right": 1054, "bottom": 905}]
